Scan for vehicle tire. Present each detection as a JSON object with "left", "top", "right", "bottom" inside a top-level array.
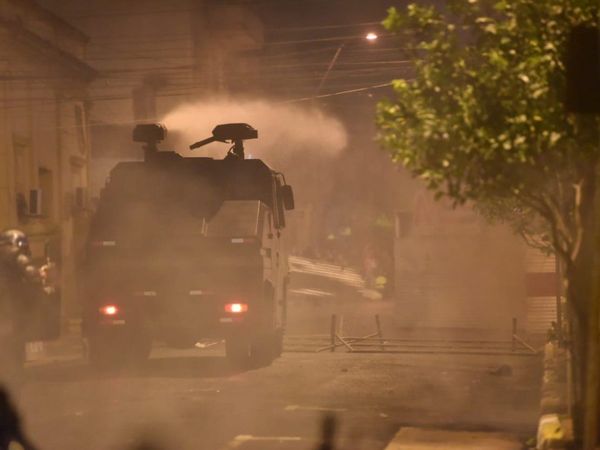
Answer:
[
  {"left": 251, "top": 334, "right": 275, "bottom": 367},
  {"left": 88, "top": 334, "right": 124, "bottom": 370},
  {"left": 129, "top": 333, "right": 152, "bottom": 365},
  {"left": 272, "top": 329, "right": 284, "bottom": 358},
  {"left": 226, "top": 334, "right": 274, "bottom": 369},
  {"left": 225, "top": 336, "right": 252, "bottom": 368}
]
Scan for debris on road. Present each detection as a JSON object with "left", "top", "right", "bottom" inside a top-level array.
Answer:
[{"left": 488, "top": 364, "right": 513, "bottom": 377}]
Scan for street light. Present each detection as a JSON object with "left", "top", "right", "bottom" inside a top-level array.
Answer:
[
  {"left": 313, "top": 32, "right": 380, "bottom": 96},
  {"left": 365, "top": 32, "right": 378, "bottom": 42}
]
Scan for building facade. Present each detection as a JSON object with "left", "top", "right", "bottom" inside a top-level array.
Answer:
[
  {"left": 12, "top": 0, "right": 263, "bottom": 319},
  {"left": 0, "top": 0, "right": 95, "bottom": 319},
  {"left": 394, "top": 188, "right": 559, "bottom": 338},
  {"left": 38, "top": 0, "right": 265, "bottom": 194}
]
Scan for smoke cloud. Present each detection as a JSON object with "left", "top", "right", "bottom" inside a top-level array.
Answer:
[{"left": 160, "top": 98, "right": 348, "bottom": 160}]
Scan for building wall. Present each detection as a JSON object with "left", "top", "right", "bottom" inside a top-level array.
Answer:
[
  {"left": 524, "top": 247, "right": 560, "bottom": 338},
  {"left": 394, "top": 189, "right": 528, "bottom": 334},
  {"left": 38, "top": 0, "right": 265, "bottom": 196},
  {"left": 0, "top": 0, "right": 94, "bottom": 319},
  {"left": 37, "top": 0, "right": 199, "bottom": 131}
]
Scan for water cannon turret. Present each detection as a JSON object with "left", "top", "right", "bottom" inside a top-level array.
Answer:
[
  {"left": 133, "top": 123, "right": 167, "bottom": 160},
  {"left": 189, "top": 123, "right": 257, "bottom": 160}
]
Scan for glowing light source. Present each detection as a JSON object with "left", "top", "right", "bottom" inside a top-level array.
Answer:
[
  {"left": 225, "top": 303, "right": 248, "bottom": 313},
  {"left": 99, "top": 305, "right": 119, "bottom": 316},
  {"left": 365, "top": 32, "right": 379, "bottom": 41}
]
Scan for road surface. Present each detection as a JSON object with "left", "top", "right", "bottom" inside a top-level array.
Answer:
[{"left": 15, "top": 259, "right": 541, "bottom": 450}]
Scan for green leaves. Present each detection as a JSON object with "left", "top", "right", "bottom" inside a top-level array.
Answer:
[
  {"left": 376, "top": 0, "right": 599, "bottom": 248},
  {"left": 476, "top": 17, "right": 498, "bottom": 34},
  {"left": 486, "top": 49, "right": 509, "bottom": 69},
  {"left": 549, "top": 131, "right": 562, "bottom": 146}
]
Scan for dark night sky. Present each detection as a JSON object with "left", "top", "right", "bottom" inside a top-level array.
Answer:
[
  {"left": 245, "top": 0, "right": 409, "bottom": 100},
  {"left": 254, "top": 0, "right": 400, "bottom": 27},
  {"left": 245, "top": 1, "right": 413, "bottom": 223},
  {"left": 239, "top": 0, "right": 410, "bottom": 135}
]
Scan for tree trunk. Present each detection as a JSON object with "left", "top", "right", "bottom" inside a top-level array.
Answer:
[
  {"left": 583, "top": 275, "right": 599, "bottom": 450},
  {"left": 585, "top": 157, "right": 600, "bottom": 450},
  {"left": 564, "top": 165, "right": 598, "bottom": 449},
  {"left": 566, "top": 264, "right": 589, "bottom": 441}
]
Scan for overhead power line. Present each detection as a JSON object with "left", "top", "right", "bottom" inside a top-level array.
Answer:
[
  {"left": 85, "top": 21, "right": 381, "bottom": 41},
  {"left": 0, "top": 78, "right": 407, "bottom": 110},
  {"left": 282, "top": 82, "right": 394, "bottom": 103},
  {"left": 266, "top": 21, "right": 381, "bottom": 32},
  {"left": 263, "top": 33, "right": 397, "bottom": 46}
]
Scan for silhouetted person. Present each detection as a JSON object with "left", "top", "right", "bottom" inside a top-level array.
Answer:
[
  {"left": 0, "top": 387, "right": 37, "bottom": 450},
  {"left": 0, "top": 229, "right": 44, "bottom": 387},
  {"left": 315, "top": 413, "right": 337, "bottom": 450}
]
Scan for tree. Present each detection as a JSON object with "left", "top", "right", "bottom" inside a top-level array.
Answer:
[{"left": 376, "top": 0, "right": 599, "bottom": 445}]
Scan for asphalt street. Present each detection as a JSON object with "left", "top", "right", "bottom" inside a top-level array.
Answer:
[{"left": 15, "top": 260, "right": 541, "bottom": 450}]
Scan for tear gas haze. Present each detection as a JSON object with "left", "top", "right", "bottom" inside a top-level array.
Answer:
[{"left": 161, "top": 98, "right": 348, "bottom": 160}]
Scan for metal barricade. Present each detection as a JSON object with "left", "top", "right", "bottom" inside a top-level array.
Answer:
[{"left": 284, "top": 315, "right": 540, "bottom": 356}]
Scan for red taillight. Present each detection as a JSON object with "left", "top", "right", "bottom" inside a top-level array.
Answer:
[
  {"left": 99, "top": 304, "right": 119, "bottom": 316},
  {"left": 224, "top": 303, "right": 248, "bottom": 313}
]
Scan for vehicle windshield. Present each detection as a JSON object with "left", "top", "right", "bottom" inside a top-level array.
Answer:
[
  {"left": 92, "top": 181, "right": 264, "bottom": 244},
  {"left": 205, "top": 200, "right": 263, "bottom": 238},
  {"left": 91, "top": 169, "right": 222, "bottom": 244}
]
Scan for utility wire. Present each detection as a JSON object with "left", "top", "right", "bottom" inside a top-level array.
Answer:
[
  {"left": 85, "top": 21, "right": 381, "bottom": 41},
  {"left": 266, "top": 21, "right": 381, "bottom": 33},
  {"left": 263, "top": 33, "right": 396, "bottom": 46},
  {"left": 282, "top": 82, "right": 393, "bottom": 103},
  {"left": 0, "top": 78, "right": 405, "bottom": 109}
]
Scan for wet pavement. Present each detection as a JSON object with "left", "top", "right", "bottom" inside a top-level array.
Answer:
[
  {"left": 14, "top": 260, "right": 541, "bottom": 450},
  {"left": 19, "top": 347, "right": 540, "bottom": 450}
]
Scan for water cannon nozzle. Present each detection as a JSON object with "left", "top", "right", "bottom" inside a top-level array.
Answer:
[{"left": 189, "top": 123, "right": 257, "bottom": 159}]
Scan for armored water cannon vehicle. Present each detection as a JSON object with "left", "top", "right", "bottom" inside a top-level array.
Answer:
[{"left": 82, "top": 123, "right": 295, "bottom": 368}]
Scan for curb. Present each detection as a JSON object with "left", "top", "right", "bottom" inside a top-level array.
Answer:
[
  {"left": 536, "top": 342, "right": 572, "bottom": 450},
  {"left": 383, "top": 427, "right": 522, "bottom": 450},
  {"left": 26, "top": 318, "right": 85, "bottom": 364}
]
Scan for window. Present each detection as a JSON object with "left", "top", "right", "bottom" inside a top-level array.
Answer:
[
  {"left": 12, "top": 134, "right": 30, "bottom": 221},
  {"left": 74, "top": 104, "right": 87, "bottom": 154},
  {"left": 39, "top": 168, "right": 54, "bottom": 219}
]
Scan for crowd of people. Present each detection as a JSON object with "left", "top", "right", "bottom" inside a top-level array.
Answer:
[
  {"left": 300, "top": 231, "right": 395, "bottom": 297},
  {"left": 0, "top": 229, "right": 57, "bottom": 390}
]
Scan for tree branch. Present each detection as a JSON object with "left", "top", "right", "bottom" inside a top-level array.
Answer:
[
  {"left": 570, "top": 181, "right": 584, "bottom": 261},
  {"left": 518, "top": 192, "right": 572, "bottom": 264}
]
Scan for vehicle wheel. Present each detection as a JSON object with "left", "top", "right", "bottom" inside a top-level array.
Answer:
[
  {"left": 272, "top": 329, "right": 284, "bottom": 358},
  {"left": 129, "top": 333, "right": 152, "bottom": 364},
  {"left": 89, "top": 335, "right": 124, "bottom": 369},
  {"left": 252, "top": 334, "right": 275, "bottom": 367},
  {"left": 226, "top": 334, "right": 274, "bottom": 368}
]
